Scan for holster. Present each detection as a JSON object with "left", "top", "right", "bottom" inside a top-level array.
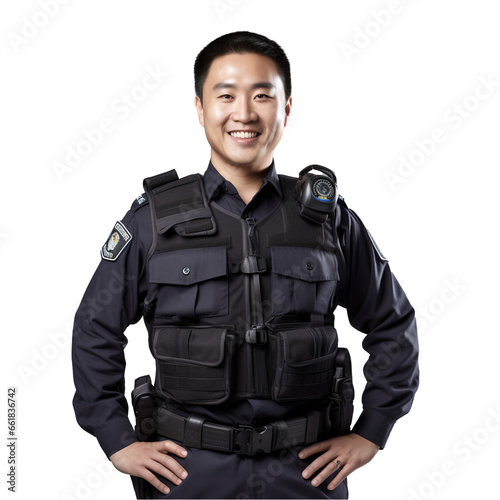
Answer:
[
  {"left": 329, "top": 348, "right": 355, "bottom": 436},
  {"left": 132, "top": 375, "right": 158, "bottom": 441},
  {"left": 131, "top": 375, "right": 158, "bottom": 500}
]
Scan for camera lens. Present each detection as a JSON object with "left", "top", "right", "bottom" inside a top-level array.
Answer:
[{"left": 312, "top": 178, "right": 334, "bottom": 201}]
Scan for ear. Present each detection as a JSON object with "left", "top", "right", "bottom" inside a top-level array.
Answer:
[
  {"left": 284, "top": 96, "right": 292, "bottom": 127},
  {"left": 195, "top": 96, "right": 204, "bottom": 127}
]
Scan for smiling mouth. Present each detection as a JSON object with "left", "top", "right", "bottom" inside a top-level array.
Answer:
[{"left": 228, "top": 131, "right": 261, "bottom": 139}]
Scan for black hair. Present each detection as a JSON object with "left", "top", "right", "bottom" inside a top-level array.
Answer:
[{"left": 194, "top": 31, "right": 291, "bottom": 103}]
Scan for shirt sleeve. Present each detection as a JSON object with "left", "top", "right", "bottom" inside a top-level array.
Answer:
[
  {"left": 336, "top": 200, "right": 419, "bottom": 449},
  {"left": 71, "top": 200, "right": 151, "bottom": 458}
]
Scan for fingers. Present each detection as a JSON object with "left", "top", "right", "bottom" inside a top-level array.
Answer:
[
  {"left": 137, "top": 442, "right": 189, "bottom": 495},
  {"left": 299, "top": 438, "right": 334, "bottom": 459},
  {"left": 300, "top": 451, "right": 336, "bottom": 481},
  {"left": 160, "top": 439, "right": 188, "bottom": 459},
  {"left": 110, "top": 440, "right": 189, "bottom": 495},
  {"left": 141, "top": 468, "right": 172, "bottom": 496},
  {"left": 153, "top": 449, "right": 188, "bottom": 483},
  {"left": 309, "top": 458, "right": 346, "bottom": 488},
  {"left": 298, "top": 434, "right": 380, "bottom": 491},
  {"left": 327, "top": 462, "right": 355, "bottom": 491},
  {"left": 140, "top": 453, "right": 188, "bottom": 494},
  {"left": 303, "top": 453, "right": 356, "bottom": 490}
]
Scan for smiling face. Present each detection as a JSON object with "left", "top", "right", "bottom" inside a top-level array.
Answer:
[{"left": 195, "top": 52, "right": 292, "bottom": 175}]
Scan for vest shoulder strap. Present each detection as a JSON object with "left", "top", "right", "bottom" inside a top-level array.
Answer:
[
  {"left": 143, "top": 169, "right": 216, "bottom": 237},
  {"left": 277, "top": 174, "right": 347, "bottom": 293},
  {"left": 334, "top": 195, "right": 350, "bottom": 300},
  {"left": 269, "top": 175, "right": 322, "bottom": 247}
]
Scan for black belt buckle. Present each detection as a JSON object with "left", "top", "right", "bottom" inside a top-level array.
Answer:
[{"left": 234, "top": 425, "right": 273, "bottom": 455}]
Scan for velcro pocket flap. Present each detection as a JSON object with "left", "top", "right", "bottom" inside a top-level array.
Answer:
[
  {"left": 271, "top": 246, "right": 338, "bottom": 282},
  {"left": 280, "top": 327, "right": 337, "bottom": 366},
  {"left": 153, "top": 327, "right": 227, "bottom": 367},
  {"left": 149, "top": 246, "right": 227, "bottom": 286}
]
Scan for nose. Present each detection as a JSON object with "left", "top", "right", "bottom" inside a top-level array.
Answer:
[{"left": 232, "top": 97, "right": 257, "bottom": 123}]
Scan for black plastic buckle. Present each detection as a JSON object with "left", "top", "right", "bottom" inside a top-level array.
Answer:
[
  {"left": 240, "top": 255, "right": 267, "bottom": 274},
  {"left": 234, "top": 425, "right": 273, "bottom": 455},
  {"left": 245, "top": 325, "right": 267, "bottom": 344}
]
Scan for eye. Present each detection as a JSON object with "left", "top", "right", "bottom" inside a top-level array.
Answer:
[
  {"left": 255, "top": 94, "right": 270, "bottom": 100},
  {"left": 219, "top": 94, "right": 233, "bottom": 100}
]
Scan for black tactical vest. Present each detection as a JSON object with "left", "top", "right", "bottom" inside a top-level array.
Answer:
[{"left": 142, "top": 170, "right": 342, "bottom": 406}]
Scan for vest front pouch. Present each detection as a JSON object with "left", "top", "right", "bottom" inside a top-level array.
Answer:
[
  {"left": 149, "top": 246, "right": 228, "bottom": 319},
  {"left": 270, "top": 246, "right": 339, "bottom": 316},
  {"left": 270, "top": 325, "right": 338, "bottom": 401},
  {"left": 152, "top": 326, "right": 235, "bottom": 404}
]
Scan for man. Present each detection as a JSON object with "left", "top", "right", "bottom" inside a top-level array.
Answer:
[{"left": 72, "top": 31, "right": 419, "bottom": 499}]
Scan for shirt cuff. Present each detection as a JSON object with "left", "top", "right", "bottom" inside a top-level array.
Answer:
[
  {"left": 95, "top": 421, "right": 138, "bottom": 459},
  {"left": 351, "top": 409, "right": 396, "bottom": 449}
]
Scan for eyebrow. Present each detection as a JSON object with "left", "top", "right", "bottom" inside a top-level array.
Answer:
[{"left": 212, "top": 82, "right": 277, "bottom": 92}]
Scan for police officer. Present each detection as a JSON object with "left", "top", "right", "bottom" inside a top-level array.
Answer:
[{"left": 72, "top": 31, "right": 419, "bottom": 499}]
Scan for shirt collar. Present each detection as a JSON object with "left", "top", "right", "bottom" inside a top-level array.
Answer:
[{"left": 203, "top": 160, "right": 282, "bottom": 201}]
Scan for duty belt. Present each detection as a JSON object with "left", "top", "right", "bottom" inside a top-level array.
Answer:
[{"left": 156, "top": 406, "right": 330, "bottom": 456}]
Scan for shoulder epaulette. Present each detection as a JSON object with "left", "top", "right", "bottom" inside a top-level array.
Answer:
[{"left": 131, "top": 193, "right": 149, "bottom": 212}]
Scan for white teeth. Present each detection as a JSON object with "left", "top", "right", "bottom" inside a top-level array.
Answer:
[{"left": 230, "top": 131, "right": 259, "bottom": 138}]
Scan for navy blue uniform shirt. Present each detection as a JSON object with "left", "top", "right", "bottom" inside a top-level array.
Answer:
[{"left": 72, "top": 161, "right": 419, "bottom": 459}]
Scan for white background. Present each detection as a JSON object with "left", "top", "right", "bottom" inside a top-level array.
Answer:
[{"left": 1, "top": 1, "right": 499, "bottom": 499}]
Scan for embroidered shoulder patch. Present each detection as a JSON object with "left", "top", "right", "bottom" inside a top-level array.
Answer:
[{"left": 101, "top": 221, "right": 133, "bottom": 261}]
